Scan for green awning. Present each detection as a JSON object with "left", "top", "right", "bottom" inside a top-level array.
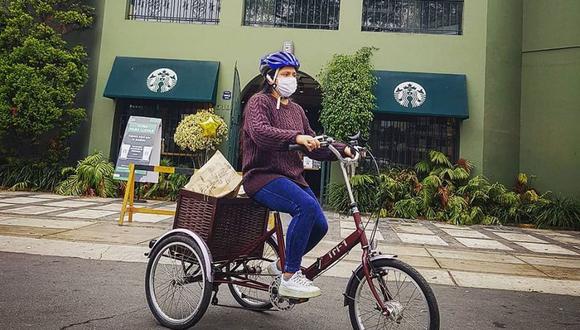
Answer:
[
  {"left": 104, "top": 56, "right": 220, "bottom": 103},
  {"left": 374, "top": 71, "right": 468, "bottom": 119}
]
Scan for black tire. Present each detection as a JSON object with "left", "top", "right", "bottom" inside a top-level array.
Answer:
[
  {"left": 228, "top": 237, "right": 280, "bottom": 310},
  {"left": 346, "top": 258, "right": 440, "bottom": 330},
  {"left": 145, "top": 234, "right": 213, "bottom": 329}
]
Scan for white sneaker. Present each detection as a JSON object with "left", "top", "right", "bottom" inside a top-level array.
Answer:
[
  {"left": 278, "top": 271, "right": 321, "bottom": 299},
  {"left": 266, "top": 260, "right": 282, "bottom": 276}
]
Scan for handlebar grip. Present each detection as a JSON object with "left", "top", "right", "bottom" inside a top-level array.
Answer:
[{"left": 288, "top": 144, "right": 306, "bottom": 152}]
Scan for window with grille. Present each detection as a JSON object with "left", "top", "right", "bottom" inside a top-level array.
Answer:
[
  {"left": 127, "top": 0, "right": 221, "bottom": 24},
  {"left": 367, "top": 114, "right": 460, "bottom": 169},
  {"left": 243, "top": 0, "right": 341, "bottom": 30},
  {"left": 362, "top": 0, "right": 464, "bottom": 35}
]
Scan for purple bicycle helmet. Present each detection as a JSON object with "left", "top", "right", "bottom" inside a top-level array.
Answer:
[{"left": 259, "top": 51, "right": 300, "bottom": 75}]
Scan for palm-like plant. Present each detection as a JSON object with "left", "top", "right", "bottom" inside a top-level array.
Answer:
[
  {"left": 56, "top": 152, "right": 117, "bottom": 197},
  {"left": 529, "top": 194, "right": 580, "bottom": 229},
  {"left": 140, "top": 159, "right": 189, "bottom": 201}
]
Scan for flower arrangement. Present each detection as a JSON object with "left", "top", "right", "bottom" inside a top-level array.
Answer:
[{"left": 174, "top": 109, "right": 228, "bottom": 153}]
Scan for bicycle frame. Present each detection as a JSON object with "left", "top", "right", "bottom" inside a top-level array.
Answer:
[{"left": 213, "top": 144, "right": 389, "bottom": 312}]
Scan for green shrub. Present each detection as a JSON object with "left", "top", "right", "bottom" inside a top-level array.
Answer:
[
  {"left": 0, "top": 1, "right": 93, "bottom": 162},
  {"left": 318, "top": 47, "right": 377, "bottom": 141},
  {"left": 529, "top": 195, "right": 580, "bottom": 229},
  {"left": 56, "top": 152, "right": 117, "bottom": 197},
  {"left": 325, "top": 151, "right": 579, "bottom": 229},
  {"left": 140, "top": 159, "right": 189, "bottom": 201},
  {"left": 0, "top": 161, "right": 63, "bottom": 191},
  {"left": 325, "top": 174, "right": 379, "bottom": 214}
]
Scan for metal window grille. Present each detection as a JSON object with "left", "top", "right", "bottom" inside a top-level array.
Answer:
[
  {"left": 243, "top": 0, "right": 341, "bottom": 30},
  {"left": 366, "top": 114, "right": 460, "bottom": 169},
  {"left": 362, "top": 0, "right": 463, "bottom": 35},
  {"left": 127, "top": 0, "right": 221, "bottom": 24},
  {"left": 112, "top": 100, "right": 212, "bottom": 168}
]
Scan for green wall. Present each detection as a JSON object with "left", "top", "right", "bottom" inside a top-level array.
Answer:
[
  {"left": 66, "top": 0, "right": 105, "bottom": 160},
  {"left": 520, "top": 0, "right": 580, "bottom": 199},
  {"left": 482, "top": 0, "right": 522, "bottom": 185},
  {"left": 87, "top": 0, "right": 489, "bottom": 175}
]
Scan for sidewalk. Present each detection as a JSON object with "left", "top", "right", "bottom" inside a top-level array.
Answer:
[{"left": 0, "top": 191, "right": 579, "bottom": 296}]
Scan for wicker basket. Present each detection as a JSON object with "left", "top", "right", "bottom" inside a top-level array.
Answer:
[{"left": 173, "top": 189, "right": 270, "bottom": 262}]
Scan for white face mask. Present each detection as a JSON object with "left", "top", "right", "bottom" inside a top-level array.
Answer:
[{"left": 276, "top": 76, "right": 297, "bottom": 98}]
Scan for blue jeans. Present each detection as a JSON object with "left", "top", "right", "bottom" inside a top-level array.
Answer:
[{"left": 252, "top": 177, "right": 328, "bottom": 273}]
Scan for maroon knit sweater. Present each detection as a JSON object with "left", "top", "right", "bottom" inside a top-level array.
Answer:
[{"left": 241, "top": 93, "right": 346, "bottom": 197}]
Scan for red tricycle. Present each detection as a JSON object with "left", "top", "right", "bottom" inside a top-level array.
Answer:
[{"left": 144, "top": 135, "right": 440, "bottom": 329}]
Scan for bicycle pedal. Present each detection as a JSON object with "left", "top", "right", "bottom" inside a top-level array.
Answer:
[{"left": 287, "top": 298, "right": 309, "bottom": 304}]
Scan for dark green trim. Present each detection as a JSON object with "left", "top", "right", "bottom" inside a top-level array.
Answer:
[
  {"left": 373, "top": 70, "right": 469, "bottom": 119},
  {"left": 104, "top": 56, "right": 220, "bottom": 103}
]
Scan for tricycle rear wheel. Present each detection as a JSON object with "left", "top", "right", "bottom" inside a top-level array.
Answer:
[
  {"left": 145, "top": 234, "right": 212, "bottom": 329},
  {"left": 228, "top": 237, "right": 280, "bottom": 310}
]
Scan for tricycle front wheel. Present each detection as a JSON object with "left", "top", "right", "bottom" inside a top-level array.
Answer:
[
  {"left": 145, "top": 234, "right": 212, "bottom": 329},
  {"left": 346, "top": 258, "right": 440, "bottom": 330}
]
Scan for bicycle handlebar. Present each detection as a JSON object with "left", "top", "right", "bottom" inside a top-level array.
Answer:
[{"left": 288, "top": 135, "right": 363, "bottom": 163}]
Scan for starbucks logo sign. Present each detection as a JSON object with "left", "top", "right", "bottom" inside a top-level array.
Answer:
[
  {"left": 394, "top": 82, "right": 426, "bottom": 108},
  {"left": 147, "top": 68, "right": 177, "bottom": 93}
]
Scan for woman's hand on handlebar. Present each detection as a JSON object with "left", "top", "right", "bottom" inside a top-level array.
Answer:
[
  {"left": 295, "top": 134, "right": 321, "bottom": 152},
  {"left": 344, "top": 146, "right": 354, "bottom": 158}
]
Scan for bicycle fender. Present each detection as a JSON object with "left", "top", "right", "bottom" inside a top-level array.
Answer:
[
  {"left": 151, "top": 229, "right": 214, "bottom": 282},
  {"left": 343, "top": 254, "right": 397, "bottom": 306}
]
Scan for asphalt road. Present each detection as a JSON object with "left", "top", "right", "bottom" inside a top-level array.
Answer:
[{"left": 1, "top": 252, "right": 579, "bottom": 330}]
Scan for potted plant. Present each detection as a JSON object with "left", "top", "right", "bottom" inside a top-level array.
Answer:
[{"left": 173, "top": 108, "right": 228, "bottom": 168}]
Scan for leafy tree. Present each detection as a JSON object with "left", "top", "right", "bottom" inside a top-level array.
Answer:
[
  {"left": 0, "top": 0, "right": 93, "bottom": 162},
  {"left": 318, "top": 47, "right": 377, "bottom": 141}
]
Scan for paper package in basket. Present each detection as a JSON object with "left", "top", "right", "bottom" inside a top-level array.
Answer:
[{"left": 184, "top": 150, "right": 242, "bottom": 198}]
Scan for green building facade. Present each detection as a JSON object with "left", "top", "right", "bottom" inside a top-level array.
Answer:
[{"left": 79, "top": 0, "right": 579, "bottom": 199}]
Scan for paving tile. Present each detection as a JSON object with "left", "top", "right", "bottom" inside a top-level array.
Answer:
[
  {"left": 428, "top": 248, "right": 523, "bottom": 264},
  {"left": 155, "top": 204, "right": 177, "bottom": 211},
  {"left": 0, "top": 191, "right": 30, "bottom": 196},
  {"left": 367, "top": 229, "right": 384, "bottom": 241},
  {"left": 0, "top": 236, "right": 136, "bottom": 262},
  {"left": 514, "top": 242, "right": 578, "bottom": 256},
  {"left": 396, "top": 233, "right": 448, "bottom": 246},
  {"left": 375, "top": 244, "right": 431, "bottom": 257},
  {"left": 432, "top": 223, "right": 471, "bottom": 230},
  {"left": 90, "top": 204, "right": 124, "bottom": 211},
  {"left": 0, "top": 224, "right": 64, "bottom": 238},
  {"left": 450, "top": 270, "right": 580, "bottom": 296},
  {"left": 340, "top": 221, "right": 356, "bottom": 229},
  {"left": 548, "top": 235, "right": 580, "bottom": 245},
  {"left": 48, "top": 223, "right": 166, "bottom": 245},
  {"left": 43, "top": 200, "right": 97, "bottom": 208},
  {"left": 516, "top": 256, "right": 580, "bottom": 269},
  {"left": 4, "top": 206, "right": 66, "bottom": 215},
  {"left": 492, "top": 232, "right": 548, "bottom": 243},
  {"left": 394, "top": 225, "right": 433, "bottom": 235},
  {"left": 72, "top": 197, "right": 121, "bottom": 203},
  {"left": 0, "top": 197, "right": 50, "bottom": 204},
  {"left": 533, "top": 265, "right": 580, "bottom": 280},
  {"left": 437, "top": 258, "right": 544, "bottom": 277},
  {"left": 0, "top": 217, "right": 93, "bottom": 230},
  {"left": 129, "top": 213, "right": 174, "bottom": 223},
  {"left": 525, "top": 229, "right": 571, "bottom": 237},
  {"left": 455, "top": 237, "right": 512, "bottom": 251},
  {"left": 340, "top": 228, "right": 384, "bottom": 241},
  {"left": 415, "top": 268, "right": 455, "bottom": 286},
  {"left": 439, "top": 228, "right": 490, "bottom": 239},
  {"left": 28, "top": 194, "right": 69, "bottom": 199},
  {"left": 397, "top": 255, "right": 440, "bottom": 268},
  {"left": 59, "top": 209, "right": 118, "bottom": 219}
]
